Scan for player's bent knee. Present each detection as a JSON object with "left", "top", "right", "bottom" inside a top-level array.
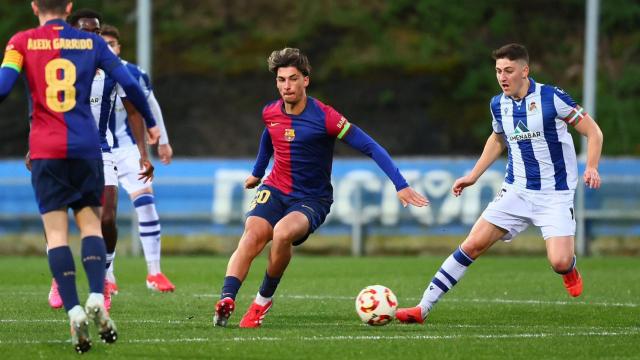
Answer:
[{"left": 550, "top": 256, "right": 575, "bottom": 273}]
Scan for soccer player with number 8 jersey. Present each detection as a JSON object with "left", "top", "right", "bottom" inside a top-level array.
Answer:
[{"left": 0, "top": 0, "right": 159, "bottom": 354}]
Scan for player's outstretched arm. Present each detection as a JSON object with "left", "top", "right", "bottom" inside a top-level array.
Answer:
[
  {"left": 0, "top": 67, "right": 20, "bottom": 103},
  {"left": 341, "top": 124, "right": 428, "bottom": 207},
  {"left": 108, "top": 64, "right": 158, "bottom": 132},
  {"left": 122, "top": 99, "right": 155, "bottom": 183},
  {"left": 573, "top": 114, "right": 603, "bottom": 189},
  {"left": 452, "top": 132, "right": 505, "bottom": 196}
]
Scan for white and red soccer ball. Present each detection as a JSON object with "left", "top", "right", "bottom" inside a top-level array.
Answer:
[{"left": 355, "top": 285, "right": 398, "bottom": 326}]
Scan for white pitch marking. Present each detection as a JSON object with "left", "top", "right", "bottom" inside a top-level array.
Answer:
[
  {"left": 195, "top": 293, "right": 639, "bottom": 308},
  {"left": 0, "top": 329, "right": 638, "bottom": 345}
]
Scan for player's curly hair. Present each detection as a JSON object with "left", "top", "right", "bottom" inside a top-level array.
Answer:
[
  {"left": 268, "top": 48, "right": 311, "bottom": 76},
  {"left": 101, "top": 24, "right": 121, "bottom": 41},
  {"left": 67, "top": 9, "right": 103, "bottom": 27},
  {"left": 34, "top": 0, "right": 71, "bottom": 14},
  {"left": 492, "top": 43, "right": 529, "bottom": 64}
]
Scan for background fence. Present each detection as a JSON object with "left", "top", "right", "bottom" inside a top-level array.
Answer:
[{"left": 0, "top": 157, "right": 638, "bottom": 256}]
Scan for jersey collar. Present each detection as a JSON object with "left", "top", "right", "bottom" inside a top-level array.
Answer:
[
  {"left": 45, "top": 19, "right": 67, "bottom": 26},
  {"left": 506, "top": 77, "right": 537, "bottom": 101}
]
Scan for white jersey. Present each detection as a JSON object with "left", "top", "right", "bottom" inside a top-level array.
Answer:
[
  {"left": 89, "top": 69, "right": 124, "bottom": 153},
  {"left": 111, "top": 60, "right": 152, "bottom": 149},
  {"left": 490, "top": 78, "right": 586, "bottom": 192}
]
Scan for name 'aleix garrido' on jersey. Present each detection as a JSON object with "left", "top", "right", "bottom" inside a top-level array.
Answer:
[{"left": 26, "top": 38, "right": 93, "bottom": 51}]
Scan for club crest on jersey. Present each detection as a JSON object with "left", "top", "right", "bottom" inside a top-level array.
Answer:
[
  {"left": 284, "top": 128, "right": 295, "bottom": 142},
  {"left": 503, "top": 106, "right": 510, "bottom": 116},
  {"left": 509, "top": 121, "right": 541, "bottom": 141}
]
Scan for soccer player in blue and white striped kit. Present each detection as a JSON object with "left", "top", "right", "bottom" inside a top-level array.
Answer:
[
  {"left": 396, "top": 43, "right": 603, "bottom": 324},
  {"left": 100, "top": 25, "right": 175, "bottom": 293}
]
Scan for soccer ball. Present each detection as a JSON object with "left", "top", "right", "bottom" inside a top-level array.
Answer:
[{"left": 355, "top": 285, "right": 398, "bottom": 326}]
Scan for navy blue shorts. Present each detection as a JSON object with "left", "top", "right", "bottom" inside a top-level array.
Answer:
[
  {"left": 31, "top": 159, "right": 104, "bottom": 214},
  {"left": 246, "top": 184, "right": 331, "bottom": 246}
]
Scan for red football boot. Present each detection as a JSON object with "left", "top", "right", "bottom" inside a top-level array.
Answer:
[
  {"left": 395, "top": 306, "right": 426, "bottom": 324},
  {"left": 213, "top": 297, "right": 235, "bottom": 327},
  {"left": 562, "top": 267, "right": 583, "bottom": 297},
  {"left": 239, "top": 300, "right": 273, "bottom": 328}
]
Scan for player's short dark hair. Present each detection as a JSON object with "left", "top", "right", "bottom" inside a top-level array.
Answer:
[
  {"left": 34, "top": 0, "right": 71, "bottom": 14},
  {"left": 492, "top": 43, "right": 529, "bottom": 64},
  {"left": 268, "top": 48, "right": 311, "bottom": 76},
  {"left": 67, "top": 9, "right": 103, "bottom": 27},
  {"left": 101, "top": 24, "right": 120, "bottom": 41}
]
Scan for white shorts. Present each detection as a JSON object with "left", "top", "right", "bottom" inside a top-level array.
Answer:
[
  {"left": 481, "top": 184, "right": 576, "bottom": 241},
  {"left": 102, "top": 151, "right": 118, "bottom": 187},
  {"left": 113, "top": 145, "right": 153, "bottom": 194}
]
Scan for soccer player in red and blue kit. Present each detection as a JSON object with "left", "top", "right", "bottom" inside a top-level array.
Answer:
[
  {"left": 0, "top": 0, "right": 159, "bottom": 353},
  {"left": 213, "top": 48, "right": 429, "bottom": 328}
]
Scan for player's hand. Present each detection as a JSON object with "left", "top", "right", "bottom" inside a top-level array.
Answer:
[
  {"left": 452, "top": 174, "right": 477, "bottom": 197},
  {"left": 583, "top": 167, "right": 601, "bottom": 189},
  {"left": 158, "top": 143, "right": 173, "bottom": 165},
  {"left": 138, "top": 157, "right": 155, "bottom": 183},
  {"left": 245, "top": 175, "right": 262, "bottom": 189},
  {"left": 147, "top": 126, "right": 160, "bottom": 145},
  {"left": 397, "top": 187, "right": 429, "bottom": 208},
  {"left": 24, "top": 151, "right": 31, "bottom": 172}
]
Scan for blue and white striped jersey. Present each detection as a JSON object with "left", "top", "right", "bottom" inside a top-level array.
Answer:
[
  {"left": 90, "top": 69, "right": 123, "bottom": 153},
  {"left": 490, "top": 78, "right": 586, "bottom": 192},
  {"left": 110, "top": 60, "right": 152, "bottom": 149}
]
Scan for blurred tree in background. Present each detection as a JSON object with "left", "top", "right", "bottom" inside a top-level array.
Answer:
[{"left": 1, "top": 0, "right": 638, "bottom": 156}]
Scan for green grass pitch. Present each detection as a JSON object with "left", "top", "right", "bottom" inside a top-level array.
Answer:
[{"left": 0, "top": 255, "right": 638, "bottom": 359}]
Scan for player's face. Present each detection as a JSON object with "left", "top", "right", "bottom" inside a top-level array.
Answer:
[
  {"left": 102, "top": 35, "right": 121, "bottom": 55},
  {"left": 276, "top": 67, "right": 308, "bottom": 105},
  {"left": 76, "top": 17, "right": 101, "bottom": 34},
  {"left": 495, "top": 58, "right": 529, "bottom": 98}
]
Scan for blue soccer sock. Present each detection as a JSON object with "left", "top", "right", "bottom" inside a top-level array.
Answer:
[
  {"left": 258, "top": 271, "right": 281, "bottom": 299},
  {"left": 221, "top": 276, "right": 242, "bottom": 300},
  {"left": 81, "top": 236, "right": 107, "bottom": 294},
  {"left": 418, "top": 246, "right": 474, "bottom": 316},
  {"left": 48, "top": 246, "right": 80, "bottom": 312}
]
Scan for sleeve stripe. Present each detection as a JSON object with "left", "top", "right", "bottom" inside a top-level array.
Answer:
[
  {"left": 1, "top": 63, "right": 21, "bottom": 73},
  {"left": 564, "top": 106, "right": 585, "bottom": 125},
  {"left": 337, "top": 122, "right": 351, "bottom": 139},
  {"left": 1, "top": 50, "right": 23, "bottom": 72}
]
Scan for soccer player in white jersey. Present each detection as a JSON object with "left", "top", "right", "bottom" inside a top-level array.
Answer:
[
  {"left": 396, "top": 43, "right": 603, "bottom": 324},
  {"left": 100, "top": 24, "right": 175, "bottom": 293},
  {"left": 46, "top": 10, "right": 157, "bottom": 311}
]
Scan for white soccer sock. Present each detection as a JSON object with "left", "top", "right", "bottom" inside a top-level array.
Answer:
[
  {"left": 105, "top": 252, "right": 116, "bottom": 281},
  {"left": 418, "top": 246, "right": 474, "bottom": 317},
  {"left": 147, "top": 261, "right": 161, "bottom": 276},
  {"left": 133, "top": 194, "right": 162, "bottom": 275},
  {"left": 67, "top": 305, "right": 85, "bottom": 320},
  {"left": 255, "top": 292, "right": 272, "bottom": 306}
]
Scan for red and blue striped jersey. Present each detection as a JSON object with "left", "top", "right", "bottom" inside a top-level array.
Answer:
[
  {"left": 253, "top": 96, "right": 408, "bottom": 201},
  {"left": 256, "top": 97, "right": 351, "bottom": 200},
  {"left": 1, "top": 19, "right": 121, "bottom": 160}
]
